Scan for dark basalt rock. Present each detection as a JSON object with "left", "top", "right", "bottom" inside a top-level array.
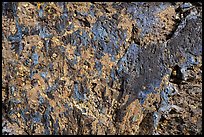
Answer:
[{"left": 2, "top": 2, "right": 202, "bottom": 135}]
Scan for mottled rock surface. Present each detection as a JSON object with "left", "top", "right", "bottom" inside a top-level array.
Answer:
[{"left": 2, "top": 2, "right": 202, "bottom": 135}]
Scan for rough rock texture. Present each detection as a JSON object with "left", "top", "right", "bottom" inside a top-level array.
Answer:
[{"left": 2, "top": 2, "right": 202, "bottom": 135}]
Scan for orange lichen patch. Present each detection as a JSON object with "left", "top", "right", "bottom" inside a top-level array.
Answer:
[
  {"left": 102, "top": 86, "right": 111, "bottom": 98},
  {"left": 144, "top": 34, "right": 163, "bottom": 44},
  {"left": 3, "top": 119, "right": 25, "bottom": 135},
  {"left": 2, "top": 37, "right": 10, "bottom": 51},
  {"left": 33, "top": 123, "right": 45, "bottom": 135},
  {"left": 74, "top": 47, "right": 97, "bottom": 82},
  {"left": 107, "top": 121, "right": 117, "bottom": 134},
  {"left": 72, "top": 19, "right": 83, "bottom": 32},
  {"left": 28, "top": 87, "right": 39, "bottom": 101},
  {"left": 42, "top": 4, "right": 63, "bottom": 35},
  {"left": 141, "top": 33, "right": 158, "bottom": 45},
  {"left": 156, "top": 6, "right": 176, "bottom": 32},
  {"left": 27, "top": 87, "right": 40, "bottom": 110},
  {"left": 72, "top": 2, "right": 91, "bottom": 15},
  {"left": 100, "top": 54, "right": 116, "bottom": 79},
  {"left": 18, "top": 63, "right": 29, "bottom": 73},
  {"left": 111, "top": 82, "right": 121, "bottom": 100},
  {"left": 65, "top": 3, "right": 92, "bottom": 31},
  {"left": 63, "top": 80, "right": 74, "bottom": 95},
  {"left": 141, "top": 27, "right": 170, "bottom": 44},
  {"left": 60, "top": 86, "right": 72, "bottom": 98},
  {"left": 17, "top": 66, "right": 29, "bottom": 85},
  {"left": 142, "top": 93, "right": 160, "bottom": 112},
  {"left": 115, "top": 32, "right": 130, "bottom": 62},
  {"left": 116, "top": 44, "right": 130, "bottom": 63},
  {"left": 118, "top": 9, "right": 136, "bottom": 42},
  {"left": 62, "top": 62, "right": 69, "bottom": 76},
  {"left": 105, "top": 2, "right": 117, "bottom": 15},
  {"left": 14, "top": 77, "right": 24, "bottom": 88},
  {"left": 49, "top": 99, "right": 57, "bottom": 108},
  {"left": 121, "top": 94, "right": 131, "bottom": 108},
  {"left": 32, "top": 73, "right": 47, "bottom": 90},
  {"left": 63, "top": 29, "right": 74, "bottom": 37},
  {"left": 94, "top": 2, "right": 118, "bottom": 19},
  {"left": 86, "top": 14, "right": 97, "bottom": 25},
  {"left": 119, "top": 98, "right": 143, "bottom": 134},
  {"left": 44, "top": 2, "right": 63, "bottom": 15},
  {"left": 91, "top": 120, "right": 98, "bottom": 134},
  {"left": 77, "top": 68, "right": 89, "bottom": 81},
  {"left": 37, "top": 2, "right": 42, "bottom": 10},
  {"left": 190, "top": 115, "right": 199, "bottom": 124},
  {"left": 22, "top": 82, "right": 32, "bottom": 91},
  {"left": 92, "top": 80, "right": 105, "bottom": 98},
  {"left": 81, "top": 47, "right": 95, "bottom": 60},
  {"left": 37, "top": 52, "right": 47, "bottom": 66},
  {"left": 97, "top": 114, "right": 110, "bottom": 126},
  {"left": 2, "top": 44, "right": 17, "bottom": 62},
  {"left": 23, "top": 35, "right": 42, "bottom": 49},
  {"left": 51, "top": 36, "right": 64, "bottom": 46},
  {"left": 2, "top": 89, "right": 6, "bottom": 102},
  {"left": 66, "top": 44, "right": 76, "bottom": 60},
  {"left": 17, "top": 2, "right": 38, "bottom": 27},
  {"left": 58, "top": 116, "right": 68, "bottom": 132},
  {"left": 93, "top": 5, "right": 104, "bottom": 18},
  {"left": 2, "top": 16, "right": 16, "bottom": 37},
  {"left": 9, "top": 21, "right": 17, "bottom": 35},
  {"left": 140, "top": 6, "right": 177, "bottom": 45},
  {"left": 101, "top": 54, "right": 116, "bottom": 68}
]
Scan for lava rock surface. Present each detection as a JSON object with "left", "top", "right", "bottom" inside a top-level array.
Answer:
[{"left": 2, "top": 2, "right": 202, "bottom": 135}]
